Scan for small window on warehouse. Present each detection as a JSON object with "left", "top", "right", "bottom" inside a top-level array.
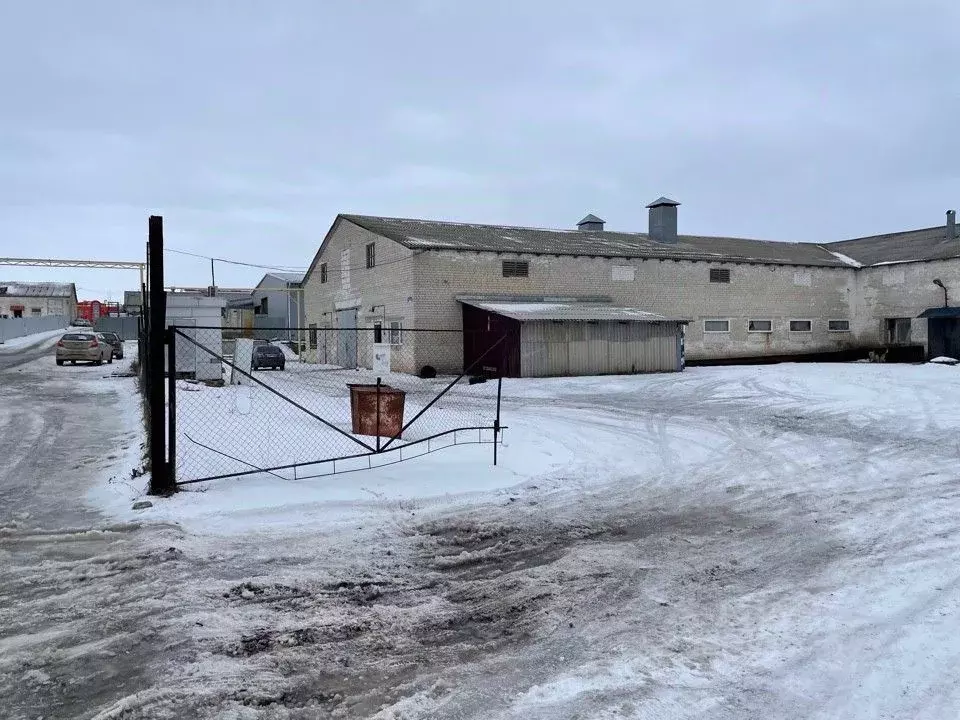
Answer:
[
  {"left": 320, "top": 263, "right": 328, "bottom": 284},
  {"left": 389, "top": 321, "right": 402, "bottom": 345},
  {"left": 366, "top": 243, "right": 376, "bottom": 269},
  {"left": 710, "top": 268, "right": 731, "bottom": 283},
  {"left": 789, "top": 319, "right": 813, "bottom": 332},
  {"left": 748, "top": 319, "right": 772, "bottom": 332},
  {"left": 703, "top": 319, "right": 730, "bottom": 333},
  {"left": 373, "top": 321, "right": 383, "bottom": 344}
]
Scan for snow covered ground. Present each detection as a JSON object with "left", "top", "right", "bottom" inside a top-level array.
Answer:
[{"left": 6, "top": 353, "right": 960, "bottom": 718}]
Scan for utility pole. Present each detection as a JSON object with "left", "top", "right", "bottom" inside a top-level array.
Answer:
[{"left": 210, "top": 258, "right": 216, "bottom": 297}]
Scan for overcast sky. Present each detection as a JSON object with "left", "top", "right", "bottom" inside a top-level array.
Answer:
[{"left": 1, "top": 1, "right": 958, "bottom": 299}]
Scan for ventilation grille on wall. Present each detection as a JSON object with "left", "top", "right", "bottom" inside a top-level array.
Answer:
[
  {"left": 709, "top": 268, "right": 731, "bottom": 283},
  {"left": 502, "top": 260, "right": 529, "bottom": 278}
]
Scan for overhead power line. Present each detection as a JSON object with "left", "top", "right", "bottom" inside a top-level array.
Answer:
[
  {"left": 165, "top": 246, "right": 426, "bottom": 276},
  {"left": 164, "top": 247, "right": 306, "bottom": 272}
]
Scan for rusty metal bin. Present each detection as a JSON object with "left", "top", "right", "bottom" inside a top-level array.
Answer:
[{"left": 347, "top": 383, "right": 406, "bottom": 438}]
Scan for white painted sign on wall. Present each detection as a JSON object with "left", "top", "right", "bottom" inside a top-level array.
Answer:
[{"left": 373, "top": 344, "right": 391, "bottom": 375}]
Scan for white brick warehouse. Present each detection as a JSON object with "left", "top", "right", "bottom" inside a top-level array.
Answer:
[
  {"left": 0, "top": 281, "right": 77, "bottom": 320},
  {"left": 301, "top": 202, "right": 960, "bottom": 374}
]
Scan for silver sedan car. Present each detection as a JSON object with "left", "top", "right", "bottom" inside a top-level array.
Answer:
[{"left": 55, "top": 332, "right": 114, "bottom": 366}]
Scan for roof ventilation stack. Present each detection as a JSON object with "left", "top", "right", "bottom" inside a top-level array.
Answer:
[{"left": 647, "top": 197, "right": 680, "bottom": 244}]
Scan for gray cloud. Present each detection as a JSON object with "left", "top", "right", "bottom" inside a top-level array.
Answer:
[{"left": 1, "top": 0, "right": 958, "bottom": 294}]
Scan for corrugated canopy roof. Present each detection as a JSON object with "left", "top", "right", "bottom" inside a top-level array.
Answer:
[
  {"left": 458, "top": 295, "right": 686, "bottom": 323},
  {"left": 917, "top": 306, "right": 960, "bottom": 319},
  {"left": 0, "top": 281, "right": 76, "bottom": 298},
  {"left": 339, "top": 214, "right": 960, "bottom": 268},
  {"left": 265, "top": 272, "right": 305, "bottom": 284}
]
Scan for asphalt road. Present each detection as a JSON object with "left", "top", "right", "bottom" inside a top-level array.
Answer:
[{"left": 0, "top": 344, "right": 173, "bottom": 720}]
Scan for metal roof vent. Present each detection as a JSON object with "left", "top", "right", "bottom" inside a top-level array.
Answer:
[
  {"left": 577, "top": 213, "right": 605, "bottom": 232},
  {"left": 646, "top": 196, "right": 680, "bottom": 244},
  {"left": 948, "top": 209, "right": 956, "bottom": 241}
]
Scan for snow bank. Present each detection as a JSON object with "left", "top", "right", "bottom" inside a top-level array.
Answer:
[
  {"left": 929, "top": 356, "right": 958, "bottom": 365},
  {"left": 827, "top": 250, "right": 863, "bottom": 268},
  {"left": 0, "top": 327, "right": 65, "bottom": 353}
]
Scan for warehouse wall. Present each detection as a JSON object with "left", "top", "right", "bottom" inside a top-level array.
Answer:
[
  {"left": 413, "top": 250, "right": 856, "bottom": 363},
  {"left": 0, "top": 295, "right": 75, "bottom": 319},
  {"left": 854, "top": 257, "right": 960, "bottom": 352},
  {"left": 301, "top": 220, "right": 421, "bottom": 372}
]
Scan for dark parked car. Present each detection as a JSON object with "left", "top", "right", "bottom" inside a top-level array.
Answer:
[
  {"left": 252, "top": 344, "right": 285, "bottom": 371},
  {"left": 98, "top": 332, "right": 124, "bottom": 359}
]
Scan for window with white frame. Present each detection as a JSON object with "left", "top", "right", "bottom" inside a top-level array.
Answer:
[
  {"left": 748, "top": 319, "right": 772, "bottom": 332},
  {"left": 389, "top": 321, "right": 402, "bottom": 345},
  {"left": 828, "top": 319, "right": 850, "bottom": 332},
  {"left": 703, "top": 319, "right": 730, "bottom": 333},
  {"left": 789, "top": 319, "right": 813, "bottom": 332}
]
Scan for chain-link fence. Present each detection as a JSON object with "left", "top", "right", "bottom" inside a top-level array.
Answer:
[{"left": 168, "top": 326, "right": 508, "bottom": 485}]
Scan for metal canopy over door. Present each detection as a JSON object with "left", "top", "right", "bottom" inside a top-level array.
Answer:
[{"left": 336, "top": 307, "right": 358, "bottom": 368}]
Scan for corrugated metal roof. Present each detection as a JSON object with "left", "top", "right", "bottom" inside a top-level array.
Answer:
[
  {"left": 342, "top": 215, "right": 849, "bottom": 267},
  {"left": 0, "top": 281, "right": 76, "bottom": 298},
  {"left": 824, "top": 226, "right": 958, "bottom": 266},
  {"left": 339, "top": 214, "right": 960, "bottom": 268},
  {"left": 458, "top": 295, "right": 686, "bottom": 323}
]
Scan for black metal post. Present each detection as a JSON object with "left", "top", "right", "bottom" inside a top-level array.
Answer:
[
  {"left": 166, "top": 328, "right": 177, "bottom": 485},
  {"left": 493, "top": 375, "right": 502, "bottom": 466},
  {"left": 148, "top": 215, "right": 173, "bottom": 495},
  {"left": 376, "top": 376, "right": 382, "bottom": 452}
]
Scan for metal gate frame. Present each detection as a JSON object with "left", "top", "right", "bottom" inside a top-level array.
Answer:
[{"left": 168, "top": 327, "right": 509, "bottom": 485}]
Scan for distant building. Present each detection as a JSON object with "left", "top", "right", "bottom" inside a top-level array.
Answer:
[
  {"left": 299, "top": 200, "right": 960, "bottom": 375},
  {"left": 123, "top": 290, "right": 143, "bottom": 315},
  {"left": 251, "top": 272, "right": 305, "bottom": 340},
  {"left": 166, "top": 292, "right": 227, "bottom": 382},
  {"left": 0, "top": 281, "right": 77, "bottom": 320}
]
